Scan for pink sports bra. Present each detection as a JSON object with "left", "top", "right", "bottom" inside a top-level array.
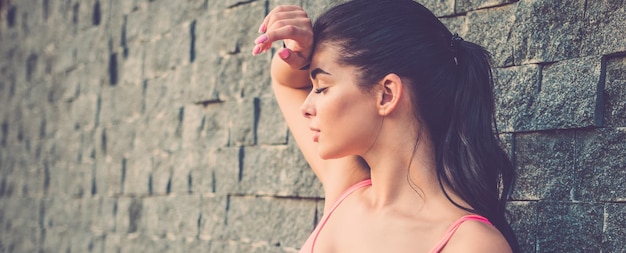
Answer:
[{"left": 298, "top": 179, "right": 493, "bottom": 253}]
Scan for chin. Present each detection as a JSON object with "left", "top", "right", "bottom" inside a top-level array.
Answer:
[{"left": 318, "top": 148, "right": 350, "bottom": 160}]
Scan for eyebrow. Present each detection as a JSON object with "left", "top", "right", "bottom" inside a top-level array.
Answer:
[{"left": 310, "top": 68, "right": 331, "bottom": 80}]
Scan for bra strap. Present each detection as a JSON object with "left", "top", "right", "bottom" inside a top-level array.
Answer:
[
  {"left": 428, "top": 215, "right": 492, "bottom": 253},
  {"left": 311, "top": 179, "right": 372, "bottom": 252}
]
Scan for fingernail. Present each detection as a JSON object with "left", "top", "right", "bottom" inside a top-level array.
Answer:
[
  {"left": 255, "top": 34, "right": 268, "bottom": 44},
  {"left": 258, "top": 23, "right": 266, "bottom": 33},
  {"left": 252, "top": 45, "right": 262, "bottom": 56},
  {"left": 278, "top": 48, "right": 290, "bottom": 59}
]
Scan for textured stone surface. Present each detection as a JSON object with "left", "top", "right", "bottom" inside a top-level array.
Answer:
[
  {"left": 493, "top": 64, "right": 541, "bottom": 132},
  {"left": 513, "top": 131, "right": 577, "bottom": 201},
  {"left": 465, "top": 3, "right": 517, "bottom": 67},
  {"left": 1, "top": 0, "right": 626, "bottom": 252},
  {"left": 576, "top": 128, "right": 626, "bottom": 201},
  {"left": 604, "top": 56, "right": 626, "bottom": 127},
  {"left": 603, "top": 203, "right": 626, "bottom": 252},
  {"left": 537, "top": 202, "right": 603, "bottom": 253},
  {"left": 507, "top": 201, "right": 537, "bottom": 253},
  {"left": 222, "top": 195, "right": 318, "bottom": 248},
  {"left": 511, "top": 0, "right": 586, "bottom": 64},
  {"left": 529, "top": 56, "right": 602, "bottom": 130}
]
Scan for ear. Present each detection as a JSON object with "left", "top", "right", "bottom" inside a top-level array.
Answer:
[{"left": 376, "top": 73, "right": 404, "bottom": 116}]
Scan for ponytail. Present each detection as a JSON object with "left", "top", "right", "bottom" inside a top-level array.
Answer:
[
  {"left": 436, "top": 38, "right": 520, "bottom": 252},
  {"left": 312, "top": 1, "right": 519, "bottom": 251}
]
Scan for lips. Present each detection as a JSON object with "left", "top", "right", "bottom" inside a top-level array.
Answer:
[{"left": 309, "top": 126, "right": 320, "bottom": 142}]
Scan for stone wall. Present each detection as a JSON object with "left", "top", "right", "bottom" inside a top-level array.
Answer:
[{"left": 0, "top": 0, "right": 624, "bottom": 252}]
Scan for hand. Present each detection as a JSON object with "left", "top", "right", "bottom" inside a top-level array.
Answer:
[{"left": 252, "top": 5, "right": 313, "bottom": 70}]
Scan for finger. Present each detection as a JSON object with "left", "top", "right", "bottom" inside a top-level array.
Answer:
[
  {"left": 277, "top": 48, "right": 310, "bottom": 70},
  {"left": 259, "top": 5, "right": 304, "bottom": 33}
]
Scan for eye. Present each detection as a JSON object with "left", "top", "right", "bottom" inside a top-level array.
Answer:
[{"left": 314, "top": 87, "right": 328, "bottom": 94}]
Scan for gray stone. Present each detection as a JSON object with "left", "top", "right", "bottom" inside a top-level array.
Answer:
[
  {"left": 222, "top": 195, "right": 317, "bottom": 248},
  {"left": 537, "top": 202, "right": 603, "bottom": 253},
  {"left": 604, "top": 56, "right": 626, "bottom": 127},
  {"left": 506, "top": 201, "right": 537, "bottom": 253},
  {"left": 143, "top": 194, "right": 201, "bottom": 238},
  {"left": 510, "top": 0, "right": 586, "bottom": 64},
  {"left": 513, "top": 131, "right": 577, "bottom": 201},
  {"left": 228, "top": 99, "right": 256, "bottom": 146},
  {"left": 143, "top": 22, "right": 191, "bottom": 80},
  {"left": 122, "top": 151, "right": 151, "bottom": 195},
  {"left": 199, "top": 194, "right": 228, "bottom": 240},
  {"left": 493, "top": 64, "right": 541, "bottom": 132},
  {"left": 529, "top": 56, "right": 601, "bottom": 131},
  {"left": 465, "top": 3, "right": 517, "bottom": 67},
  {"left": 115, "top": 197, "right": 145, "bottom": 234},
  {"left": 210, "top": 147, "right": 242, "bottom": 194},
  {"left": 456, "top": 0, "right": 516, "bottom": 14},
  {"left": 603, "top": 203, "right": 626, "bottom": 252},
  {"left": 580, "top": 1, "right": 626, "bottom": 57},
  {"left": 576, "top": 128, "right": 626, "bottom": 202},
  {"left": 256, "top": 96, "right": 289, "bottom": 145},
  {"left": 240, "top": 145, "right": 322, "bottom": 197}
]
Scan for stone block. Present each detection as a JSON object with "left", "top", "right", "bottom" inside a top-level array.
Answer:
[
  {"left": 42, "top": 197, "right": 85, "bottom": 230},
  {"left": 465, "top": 3, "right": 517, "bottom": 67},
  {"left": 256, "top": 96, "right": 288, "bottom": 145},
  {"left": 144, "top": 22, "right": 191, "bottom": 79},
  {"left": 240, "top": 145, "right": 322, "bottom": 197},
  {"left": 134, "top": 106, "right": 183, "bottom": 152},
  {"left": 73, "top": 27, "right": 108, "bottom": 66},
  {"left": 537, "top": 202, "right": 603, "bottom": 253},
  {"left": 41, "top": 229, "right": 71, "bottom": 253},
  {"left": 604, "top": 56, "right": 626, "bottom": 127},
  {"left": 576, "top": 128, "right": 626, "bottom": 201},
  {"left": 124, "top": 8, "right": 152, "bottom": 44},
  {"left": 222, "top": 195, "right": 317, "bottom": 248},
  {"left": 529, "top": 56, "right": 601, "bottom": 131},
  {"left": 228, "top": 99, "right": 256, "bottom": 146},
  {"left": 209, "top": 147, "right": 242, "bottom": 194},
  {"left": 119, "top": 235, "right": 182, "bottom": 253},
  {"left": 182, "top": 103, "right": 230, "bottom": 149},
  {"left": 208, "top": 240, "right": 290, "bottom": 253},
  {"left": 603, "top": 203, "right": 626, "bottom": 252},
  {"left": 89, "top": 197, "right": 118, "bottom": 234},
  {"left": 456, "top": 0, "right": 516, "bottom": 14},
  {"left": 493, "top": 64, "right": 541, "bottom": 132},
  {"left": 513, "top": 131, "right": 577, "bottom": 201},
  {"left": 97, "top": 84, "right": 143, "bottom": 126},
  {"left": 510, "top": 0, "right": 586, "bottom": 64},
  {"left": 94, "top": 152, "right": 125, "bottom": 196},
  {"left": 0, "top": 226, "right": 42, "bottom": 253},
  {"left": 121, "top": 152, "right": 151, "bottom": 195},
  {"left": 48, "top": 161, "right": 92, "bottom": 197},
  {"left": 507, "top": 201, "right": 538, "bottom": 253},
  {"left": 580, "top": 1, "right": 626, "bottom": 57},
  {"left": 199, "top": 194, "right": 228, "bottom": 240},
  {"left": 115, "top": 197, "right": 145, "bottom": 234},
  {"left": 117, "top": 45, "right": 145, "bottom": 85},
  {"left": 144, "top": 194, "right": 201, "bottom": 238}
]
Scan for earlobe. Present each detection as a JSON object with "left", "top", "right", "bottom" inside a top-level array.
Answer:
[{"left": 377, "top": 73, "right": 403, "bottom": 116}]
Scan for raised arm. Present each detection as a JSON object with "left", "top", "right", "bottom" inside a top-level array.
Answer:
[{"left": 253, "top": 6, "right": 370, "bottom": 208}]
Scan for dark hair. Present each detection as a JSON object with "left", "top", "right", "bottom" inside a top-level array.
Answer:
[{"left": 313, "top": 0, "right": 519, "bottom": 251}]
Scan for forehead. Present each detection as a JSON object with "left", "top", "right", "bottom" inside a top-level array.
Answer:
[{"left": 310, "top": 44, "right": 341, "bottom": 70}]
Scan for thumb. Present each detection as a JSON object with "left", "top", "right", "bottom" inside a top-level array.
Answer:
[{"left": 277, "top": 48, "right": 310, "bottom": 70}]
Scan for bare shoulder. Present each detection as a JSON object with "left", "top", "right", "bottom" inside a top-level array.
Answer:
[{"left": 442, "top": 219, "right": 512, "bottom": 253}]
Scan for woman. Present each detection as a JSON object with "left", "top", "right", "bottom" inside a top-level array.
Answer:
[{"left": 252, "top": 0, "right": 519, "bottom": 252}]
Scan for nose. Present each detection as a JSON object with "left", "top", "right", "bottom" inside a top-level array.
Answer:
[{"left": 300, "top": 92, "right": 316, "bottom": 119}]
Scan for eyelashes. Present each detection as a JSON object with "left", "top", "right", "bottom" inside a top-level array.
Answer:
[{"left": 314, "top": 87, "right": 328, "bottom": 94}]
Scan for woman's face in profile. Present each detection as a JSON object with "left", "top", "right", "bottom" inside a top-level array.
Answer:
[{"left": 302, "top": 44, "right": 382, "bottom": 159}]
